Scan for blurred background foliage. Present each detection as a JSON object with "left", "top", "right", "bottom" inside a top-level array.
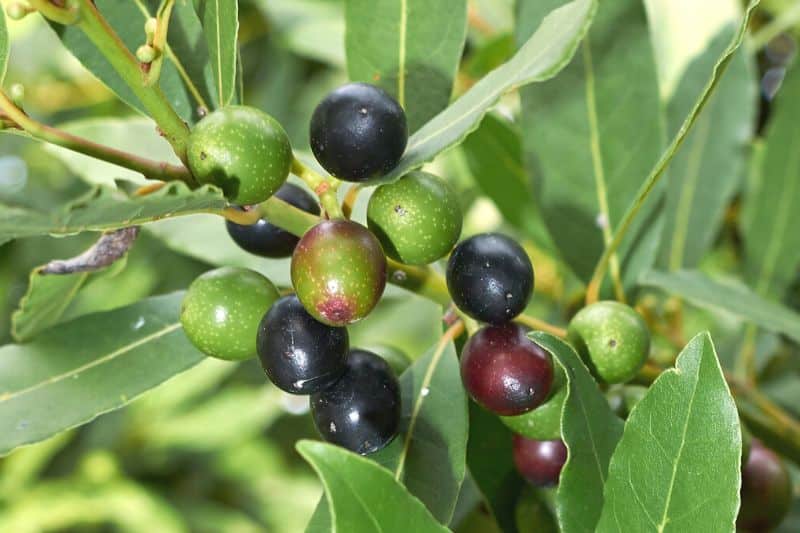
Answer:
[{"left": 0, "top": 0, "right": 799, "bottom": 531}]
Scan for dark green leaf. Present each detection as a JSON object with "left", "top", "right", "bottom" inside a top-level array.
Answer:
[
  {"left": 297, "top": 440, "right": 448, "bottom": 533},
  {"left": 742, "top": 61, "right": 800, "bottom": 299},
  {"left": 0, "top": 293, "right": 205, "bottom": 455},
  {"left": 371, "top": 338, "right": 468, "bottom": 523},
  {"left": 530, "top": 332, "right": 623, "bottom": 533},
  {"left": 658, "top": 25, "right": 756, "bottom": 270},
  {"left": 640, "top": 270, "right": 800, "bottom": 344},
  {"left": 194, "top": 0, "right": 239, "bottom": 108},
  {"left": 345, "top": 0, "right": 468, "bottom": 132},
  {"left": 518, "top": 0, "right": 664, "bottom": 288},
  {"left": 467, "top": 400, "right": 524, "bottom": 533},
  {"left": 0, "top": 183, "right": 226, "bottom": 243},
  {"left": 460, "top": 113, "right": 553, "bottom": 249},
  {"left": 596, "top": 333, "right": 740, "bottom": 532},
  {"left": 381, "top": 0, "right": 597, "bottom": 182}
]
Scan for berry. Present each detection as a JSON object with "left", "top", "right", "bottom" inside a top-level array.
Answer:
[
  {"left": 187, "top": 106, "right": 292, "bottom": 205},
  {"left": 257, "top": 295, "right": 349, "bottom": 394},
  {"left": 359, "top": 344, "right": 412, "bottom": 375},
  {"left": 367, "top": 171, "right": 462, "bottom": 265},
  {"left": 460, "top": 323, "right": 553, "bottom": 416},
  {"left": 738, "top": 440, "right": 792, "bottom": 532},
  {"left": 446, "top": 233, "right": 534, "bottom": 324},
  {"left": 181, "top": 267, "right": 280, "bottom": 361},
  {"left": 501, "top": 365, "right": 565, "bottom": 440},
  {"left": 310, "top": 83, "right": 407, "bottom": 182},
  {"left": 512, "top": 435, "right": 567, "bottom": 487},
  {"left": 567, "top": 301, "right": 650, "bottom": 384},
  {"left": 226, "top": 183, "right": 321, "bottom": 258},
  {"left": 291, "top": 220, "right": 387, "bottom": 326},
  {"left": 311, "top": 349, "right": 401, "bottom": 455}
]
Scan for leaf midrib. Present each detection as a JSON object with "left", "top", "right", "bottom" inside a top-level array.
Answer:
[
  {"left": 0, "top": 322, "right": 182, "bottom": 403},
  {"left": 397, "top": 0, "right": 408, "bottom": 108}
]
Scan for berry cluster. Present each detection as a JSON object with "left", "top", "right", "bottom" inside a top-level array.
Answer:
[{"left": 178, "top": 80, "right": 653, "bottom": 471}]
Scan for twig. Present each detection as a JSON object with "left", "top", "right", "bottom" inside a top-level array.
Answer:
[{"left": 41, "top": 227, "right": 140, "bottom": 275}]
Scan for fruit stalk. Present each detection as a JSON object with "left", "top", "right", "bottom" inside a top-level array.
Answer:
[
  {"left": 0, "top": 91, "right": 194, "bottom": 184},
  {"left": 73, "top": 0, "right": 191, "bottom": 162},
  {"left": 28, "top": 0, "right": 80, "bottom": 25},
  {"left": 291, "top": 158, "right": 343, "bottom": 219}
]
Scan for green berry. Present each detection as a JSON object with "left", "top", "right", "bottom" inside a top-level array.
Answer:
[
  {"left": 367, "top": 171, "right": 462, "bottom": 265},
  {"left": 501, "top": 365, "right": 565, "bottom": 440},
  {"left": 567, "top": 301, "right": 650, "bottom": 384},
  {"left": 180, "top": 267, "right": 280, "bottom": 361},
  {"left": 291, "top": 220, "right": 387, "bottom": 326},
  {"left": 187, "top": 106, "right": 292, "bottom": 205}
]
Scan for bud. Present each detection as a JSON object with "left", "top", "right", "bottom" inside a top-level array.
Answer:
[
  {"left": 144, "top": 17, "right": 158, "bottom": 43},
  {"left": 6, "top": 2, "right": 32, "bottom": 21},
  {"left": 9, "top": 84, "right": 25, "bottom": 107},
  {"left": 136, "top": 44, "right": 157, "bottom": 64}
]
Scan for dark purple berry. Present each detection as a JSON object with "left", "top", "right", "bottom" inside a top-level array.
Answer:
[{"left": 513, "top": 435, "right": 567, "bottom": 487}]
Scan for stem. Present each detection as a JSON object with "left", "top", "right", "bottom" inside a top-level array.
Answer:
[
  {"left": 291, "top": 157, "right": 343, "bottom": 219},
  {"left": 386, "top": 259, "right": 452, "bottom": 307},
  {"left": 74, "top": 0, "right": 190, "bottom": 161},
  {"left": 29, "top": 0, "right": 80, "bottom": 24},
  {"left": 750, "top": 2, "right": 800, "bottom": 50},
  {"left": 0, "top": 91, "right": 194, "bottom": 184},
  {"left": 142, "top": 0, "right": 175, "bottom": 87},
  {"left": 514, "top": 314, "right": 568, "bottom": 338},
  {"left": 341, "top": 184, "right": 362, "bottom": 219},
  {"left": 735, "top": 324, "right": 758, "bottom": 383},
  {"left": 585, "top": 1, "right": 758, "bottom": 303}
]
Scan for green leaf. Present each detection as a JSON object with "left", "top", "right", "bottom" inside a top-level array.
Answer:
[
  {"left": 50, "top": 0, "right": 212, "bottom": 123},
  {"left": 381, "top": 0, "right": 597, "bottom": 182},
  {"left": 256, "top": 0, "right": 345, "bottom": 66},
  {"left": 345, "top": 0, "right": 468, "bottom": 132},
  {"left": 372, "top": 338, "right": 468, "bottom": 523},
  {"left": 658, "top": 21, "right": 756, "bottom": 270},
  {"left": 596, "top": 333, "right": 740, "bottom": 532},
  {"left": 11, "top": 269, "right": 91, "bottom": 342},
  {"left": 530, "top": 332, "right": 623, "bottom": 533},
  {"left": 0, "top": 6, "right": 8, "bottom": 84},
  {"left": 0, "top": 292, "right": 205, "bottom": 455},
  {"left": 466, "top": 401, "right": 524, "bottom": 533},
  {"left": 460, "top": 113, "right": 554, "bottom": 249},
  {"left": 742, "top": 60, "right": 800, "bottom": 299},
  {"left": 194, "top": 0, "right": 239, "bottom": 108},
  {"left": 144, "top": 214, "right": 294, "bottom": 287},
  {"left": 639, "top": 269, "right": 800, "bottom": 344},
  {"left": 518, "top": 0, "right": 664, "bottom": 288},
  {"left": 45, "top": 117, "right": 180, "bottom": 187},
  {"left": 0, "top": 183, "right": 227, "bottom": 243},
  {"left": 297, "top": 440, "right": 448, "bottom": 533}
]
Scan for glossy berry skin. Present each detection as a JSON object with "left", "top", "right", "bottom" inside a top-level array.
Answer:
[
  {"left": 309, "top": 83, "right": 407, "bottom": 182},
  {"left": 181, "top": 267, "right": 280, "bottom": 361},
  {"left": 512, "top": 435, "right": 567, "bottom": 487},
  {"left": 447, "top": 233, "right": 534, "bottom": 324},
  {"left": 460, "top": 323, "right": 553, "bottom": 416},
  {"left": 257, "top": 295, "right": 349, "bottom": 394},
  {"left": 187, "top": 106, "right": 292, "bottom": 205},
  {"left": 291, "top": 220, "right": 387, "bottom": 326},
  {"left": 311, "top": 349, "right": 401, "bottom": 455},
  {"left": 501, "top": 365, "right": 565, "bottom": 440},
  {"left": 367, "top": 171, "right": 462, "bottom": 265},
  {"left": 226, "top": 183, "right": 321, "bottom": 258},
  {"left": 567, "top": 301, "right": 650, "bottom": 384},
  {"left": 738, "top": 440, "right": 792, "bottom": 532}
]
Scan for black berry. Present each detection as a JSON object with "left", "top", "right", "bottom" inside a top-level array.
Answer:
[
  {"left": 226, "top": 183, "right": 321, "bottom": 258},
  {"left": 257, "top": 295, "right": 349, "bottom": 394},
  {"left": 311, "top": 349, "right": 401, "bottom": 455},
  {"left": 460, "top": 323, "right": 553, "bottom": 416},
  {"left": 309, "top": 83, "right": 407, "bottom": 182},
  {"left": 446, "top": 233, "right": 534, "bottom": 324},
  {"left": 512, "top": 435, "right": 567, "bottom": 487}
]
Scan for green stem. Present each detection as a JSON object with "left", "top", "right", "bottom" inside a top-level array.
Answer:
[
  {"left": 29, "top": 0, "right": 80, "bottom": 24},
  {"left": 585, "top": 0, "right": 759, "bottom": 304},
  {"left": 0, "top": 91, "right": 194, "bottom": 184},
  {"left": 142, "top": 0, "right": 175, "bottom": 87},
  {"left": 74, "top": 0, "right": 190, "bottom": 162},
  {"left": 291, "top": 157, "right": 343, "bottom": 219},
  {"left": 386, "top": 259, "right": 452, "bottom": 307},
  {"left": 750, "top": 1, "right": 800, "bottom": 50}
]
